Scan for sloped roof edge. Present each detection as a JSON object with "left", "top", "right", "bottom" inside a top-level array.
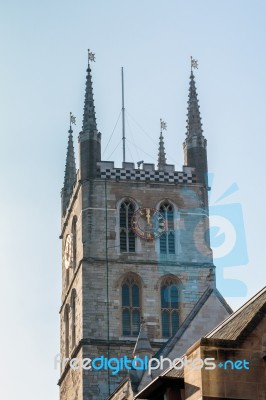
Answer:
[
  {"left": 205, "top": 286, "right": 266, "bottom": 341},
  {"left": 154, "top": 286, "right": 232, "bottom": 359},
  {"left": 107, "top": 376, "right": 129, "bottom": 400}
]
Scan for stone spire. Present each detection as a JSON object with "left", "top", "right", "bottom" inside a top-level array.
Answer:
[
  {"left": 183, "top": 61, "right": 208, "bottom": 188},
  {"left": 62, "top": 127, "right": 76, "bottom": 215},
  {"left": 130, "top": 321, "right": 153, "bottom": 390},
  {"left": 82, "top": 51, "right": 97, "bottom": 133},
  {"left": 158, "top": 133, "right": 167, "bottom": 170},
  {"left": 186, "top": 70, "right": 203, "bottom": 137},
  {"left": 158, "top": 119, "right": 167, "bottom": 170},
  {"left": 79, "top": 50, "right": 101, "bottom": 180},
  {"left": 133, "top": 321, "right": 153, "bottom": 359}
]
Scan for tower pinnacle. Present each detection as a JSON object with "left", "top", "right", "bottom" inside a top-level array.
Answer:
[
  {"left": 157, "top": 119, "right": 167, "bottom": 170},
  {"left": 183, "top": 59, "right": 208, "bottom": 187},
  {"left": 82, "top": 49, "right": 97, "bottom": 133},
  {"left": 79, "top": 50, "right": 101, "bottom": 180},
  {"left": 62, "top": 123, "right": 76, "bottom": 215},
  {"left": 186, "top": 66, "right": 203, "bottom": 137}
]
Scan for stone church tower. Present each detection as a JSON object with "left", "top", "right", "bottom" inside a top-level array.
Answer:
[{"left": 58, "top": 55, "right": 218, "bottom": 400}]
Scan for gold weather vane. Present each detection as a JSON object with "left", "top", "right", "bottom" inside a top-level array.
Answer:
[
  {"left": 88, "top": 49, "right": 96, "bottom": 62},
  {"left": 191, "top": 56, "right": 199, "bottom": 71},
  {"left": 70, "top": 112, "right": 76, "bottom": 129}
]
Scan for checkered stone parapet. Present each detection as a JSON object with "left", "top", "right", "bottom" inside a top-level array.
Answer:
[{"left": 97, "top": 167, "right": 197, "bottom": 183}]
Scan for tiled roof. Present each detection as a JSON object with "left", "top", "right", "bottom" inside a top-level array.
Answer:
[{"left": 206, "top": 286, "right": 266, "bottom": 341}]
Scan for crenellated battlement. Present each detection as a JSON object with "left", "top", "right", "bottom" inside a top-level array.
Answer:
[{"left": 97, "top": 161, "right": 197, "bottom": 184}]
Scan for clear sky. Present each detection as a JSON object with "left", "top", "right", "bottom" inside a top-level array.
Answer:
[{"left": 1, "top": 0, "right": 266, "bottom": 399}]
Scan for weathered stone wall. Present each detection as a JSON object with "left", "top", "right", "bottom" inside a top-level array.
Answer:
[
  {"left": 59, "top": 180, "right": 84, "bottom": 398},
  {"left": 59, "top": 173, "right": 213, "bottom": 399},
  {"left": 60, "top": 349, "right": 83, "bottom": 400},
  {"left": 107, "top": 379, "right": 133, "bottom": 400}
]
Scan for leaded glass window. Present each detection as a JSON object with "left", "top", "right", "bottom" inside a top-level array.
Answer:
[
  {"left": 159, "top": 201, "right": 175, "bottom": 254},
  {"left": 120, "top": 200, "right": 136, "bottom": 252},
  {"left": 122, "top": 276, "right": 141, "bottom": 336},
  {"left": 161, "top": 278, "right": 179, "bottom": 338}
]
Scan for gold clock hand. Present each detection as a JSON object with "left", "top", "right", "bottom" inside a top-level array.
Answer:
[{"left": 146, "top": 208, "right": 151, "bottom": 225}]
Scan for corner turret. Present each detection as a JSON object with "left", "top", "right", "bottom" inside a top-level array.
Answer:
[
  {"left": 183, "top": 58, "right": 208, "bottom": 187},
  {"left": 61, "top": 121, "right": 76, "bottom": 215},
  {"left": 79, "top": 50, "right": 101, "bottom": 180}
]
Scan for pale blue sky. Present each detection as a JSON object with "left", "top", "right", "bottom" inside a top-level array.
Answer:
[{"left": 1, "top": 0, "right": 266, "bottom": 399}]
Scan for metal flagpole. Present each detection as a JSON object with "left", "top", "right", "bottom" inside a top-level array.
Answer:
[{"left": 121, "top": 67, "right": 126, "bottom": 163}]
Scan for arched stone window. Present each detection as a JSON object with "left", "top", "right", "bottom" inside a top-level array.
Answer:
[
  {"left": 71, "top": 289, "right": 77, "bottom": 349},
  {"left": 160, "top": 277, "right": 179, "bottom": 338},
  {"left": 120, "top": 200, "right": 136, "bottom": 252},
  {"left": 122, "top": 275, "right": 141, "bottom": 336},
  {"left": 64, "top": 304, "right": 70, "bottom": 358},
  {"left": 71, "top": 216, "right": 77, "bottom": 269},
  {"left": 159, "top": 201, "right": 175, "bottom": 254}
]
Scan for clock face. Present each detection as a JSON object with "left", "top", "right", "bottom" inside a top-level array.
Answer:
[
  {"left": 131, "top": 208, "right": 166, "bottom": 240},
  {"left": 64, "top": 234, "right": 73, "bottom": 269}
]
